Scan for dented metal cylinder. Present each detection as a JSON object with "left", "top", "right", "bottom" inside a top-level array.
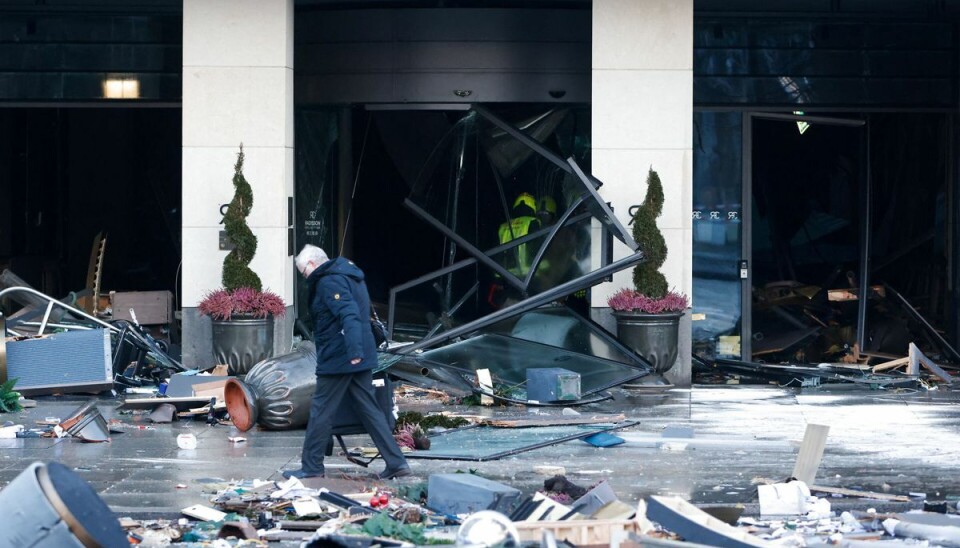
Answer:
[{"left": 0, "top": 461, "right": 128, "bottom": 548}]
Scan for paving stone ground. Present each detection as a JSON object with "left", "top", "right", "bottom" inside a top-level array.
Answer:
[{"left": 2, "top": 384, "right": 959, "bottom": 518}]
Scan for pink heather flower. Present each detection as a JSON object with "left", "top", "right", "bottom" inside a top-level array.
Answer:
[
  {"left": 607, "top": 288, "right": 688, "bottom": 313},
  {"left": 198, "top": 288, "right": 286, "bottom": 320},
  {"left": 231, "top": 287, "right": 260, "bottom": 315},
  {"left": 198, "top": 289, "right": 234, "bottom": 320}
]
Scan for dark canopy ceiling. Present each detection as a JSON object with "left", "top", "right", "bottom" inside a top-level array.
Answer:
[{"left": 2, "top": 0, "right": 960, "bottom": 16}]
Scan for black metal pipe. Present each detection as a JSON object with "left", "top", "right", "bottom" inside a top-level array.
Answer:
[
  {"left": 566, "top": 157, "right": 638, "bottom": 251},
  {"left": 397, "top": 253, "right": 645, "bottom": 354},
  {"left": 856, "top": 117, "right": 872, "bottom": 351}
]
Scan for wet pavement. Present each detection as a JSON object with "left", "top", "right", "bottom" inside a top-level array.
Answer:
[{"left": 2, "top": 384, "right": 959, "bottom": 518}]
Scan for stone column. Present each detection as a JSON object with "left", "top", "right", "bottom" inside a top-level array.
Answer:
[
  {"left": 181, "top": 0, "right": 295, "bottom": 368},
  {"left": 591, "top": 0, "right": 693, "bottom": 385}
]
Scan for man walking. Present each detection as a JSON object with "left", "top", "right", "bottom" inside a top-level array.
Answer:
[{"left": 284, "top": 244, "right": 411, "bottom": 480}]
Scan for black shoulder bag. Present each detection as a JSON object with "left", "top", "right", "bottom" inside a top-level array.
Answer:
[{"left": 370, "top": 307, "right": 389, "bottom": 349}]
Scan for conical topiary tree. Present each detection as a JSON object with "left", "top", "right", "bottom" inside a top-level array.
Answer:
[
  {"left": 631, "top": 167, "right": 668, "bottom": 299},
  {"left": 222, "top": 144, "right": 262, "bottom": 292}
]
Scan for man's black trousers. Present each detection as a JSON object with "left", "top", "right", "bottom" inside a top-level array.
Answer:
[{"left": 298, "top": 369, "right": 406, "bottom": 475}]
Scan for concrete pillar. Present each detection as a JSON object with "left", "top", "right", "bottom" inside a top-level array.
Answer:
[
  {"left": 181, "top": 0, "right": 295, "bottom": 368},
  {"left": 591, "top": 0, "right": 693, "bottom": 385}
]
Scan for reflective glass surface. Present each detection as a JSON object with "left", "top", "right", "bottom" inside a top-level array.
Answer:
[
  {"left": 692, "top": 112, "right": 742, "bottom": 359},
  {"left": 407, "top": 108, "right": 594, "bottom": 281},
  {"left": 388, "top": 261, "right": 480, "bottom": 342},
  {"left": 0, "top": 14, "right": 182, "bottom": 101},
  {"left": 488, "top": 306, "right": 643, "bottom": 366},
  {"left": 416, "top": 333, "right": 645, "bottom": 398},
  {"left": 693, "top": 19, "right": 956, "bottom": 107},
  {"left": 294, "top": 109, "right": 338, "bottom": 326}
]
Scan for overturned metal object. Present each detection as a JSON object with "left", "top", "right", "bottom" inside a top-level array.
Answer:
[
  {"left": 225, "top": 342, "right": 396, "bottom": 435},
  {"left": 225, "top": 342, "right": 318, "bottom": 431},
  {"left": 60, "top": 399, "right": 110, "bottom": 443},
  {"left": 148, "top": 403, "right": 177, "bottom": 423},
  {"left": 0, "top": 461, "right": 128, "bottom": 547}
]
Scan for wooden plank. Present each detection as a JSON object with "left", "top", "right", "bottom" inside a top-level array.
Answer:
[
  {"left": 860, "top": 349, "right": 903, "bottom": 361},
  {"left": 808, "top": 485, "right": 910, "bottom": 502},
  {"left": 514, "top": 517, "right": 639, "bottom": 544},
  {"left": 872, "top": 356, "right": 910, "bottom": 373},
  {"left": 792, "top": 423, "right": 830, "bottom": 485}
]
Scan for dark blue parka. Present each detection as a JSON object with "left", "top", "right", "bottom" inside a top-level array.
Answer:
[{"left": 306, "top": 257, "right": 378, "bottom": 375}]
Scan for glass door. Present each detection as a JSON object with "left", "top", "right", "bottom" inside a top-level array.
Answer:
[{"left": 742, "top": 113, "right": 867, "bottom": 362}]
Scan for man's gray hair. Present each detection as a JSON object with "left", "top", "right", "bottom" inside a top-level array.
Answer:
[{"left": 295, "top": 244, "right": 328, "bottom": 271}]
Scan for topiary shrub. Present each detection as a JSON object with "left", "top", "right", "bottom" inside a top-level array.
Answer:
[
  {"left": 222, "top": 144, "right": 262, "bottom": 292},
  {"left": 632, "top": 167, "right": 668, "bottom": 299},
  {"left": 200, "top": 145, "right": 286, "bottom": 322},
  {"left": 608, "top": 167, "right": 688, "bottom": 313}
]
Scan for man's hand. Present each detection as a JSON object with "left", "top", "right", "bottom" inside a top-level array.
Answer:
[{"left": 351, "top": 358, "right": 362, "bottom": 365}]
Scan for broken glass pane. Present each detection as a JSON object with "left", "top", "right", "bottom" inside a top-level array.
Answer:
[
  {"left": 407, "top": 108, "right": 600, "bottom": 274},
  {"left": 487, "top": 306, "right": 647, "bottom": 366},
  {"left": 389, "top": 106, "right": 649, "bottom": 396},
  {"left": 415, "top": 333, "right": 646, "bottom": 399},
  {"left": 407, "top": 422, "right": 637, "bottom": 461},
  {"left": 388, "top": 260, "right": 481, "bottom": 342}
]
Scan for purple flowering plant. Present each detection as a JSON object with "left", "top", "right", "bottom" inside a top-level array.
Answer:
[
  {"left": 198, "top": 287, "right": 286, "bottom": 321},
  {"left": 607, "top": 287, "right": 688, "bottom": 314}
]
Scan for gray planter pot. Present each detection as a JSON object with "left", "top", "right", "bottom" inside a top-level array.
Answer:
[
  {"left": 212, "top": 316, "right": 275, "bottom": 375},
  {"left": 613, "top": 310, "right": 683, "bottom": 374},
  {"left": 225, "top": 342, "right": 317, "bottom": 431}
]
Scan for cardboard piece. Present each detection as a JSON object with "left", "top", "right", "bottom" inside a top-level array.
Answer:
[
  {"left": 181, "top": 504, "right": 227, "bottom": 522},
  {"left": 757, "top": 482, "right": 809, "bottom": 517},
  {"left": 111, "top": 290, "right": 173, "bottom": 325},
  {"left": 792, "top": 423, "right": 829, "bottom": 485},
  {"left": 166, "top": 373, "right": 231, "bottom": 398},
  {"left": 192, "top": 379, "right": 227, "bottom": 404},
  {"left": 477, "top": 369, "right": 494, "bottom": 405}
]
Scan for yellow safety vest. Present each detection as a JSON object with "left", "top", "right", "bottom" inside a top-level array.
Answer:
[{"left": 498, "top": 216, "right": 539, "bottom": 277}]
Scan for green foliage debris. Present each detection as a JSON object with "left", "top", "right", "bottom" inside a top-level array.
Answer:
[{"left": 0, "top": 378, "right": 22, "bottom": 413}]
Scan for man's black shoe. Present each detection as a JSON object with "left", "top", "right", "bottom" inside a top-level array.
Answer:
[
  {"left": 282, "top": 469, "right": 324, "bottom": 479},
  {"left": 377, "top": 466, "right": 412, "bottom": 480}
]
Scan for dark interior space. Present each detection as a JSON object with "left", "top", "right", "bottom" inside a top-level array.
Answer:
[
  {"left": 0, "top": 107, "right": 181, "bottom": 312},
  {"left": 342, "top": 106, "right": 591, "bottom": 338},
  {"left": 348, "top": 109, "right": 455, "bottom": 304},
  {"left": 752, "top": 118, "right": 862, "bottom": 290},
  {"left": 748, "top": 113, "right": 953, "bottom": 364}
]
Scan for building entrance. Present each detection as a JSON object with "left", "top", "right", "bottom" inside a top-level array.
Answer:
[{"left": 733, "top": 113, "right": 955, "bottom": 367}]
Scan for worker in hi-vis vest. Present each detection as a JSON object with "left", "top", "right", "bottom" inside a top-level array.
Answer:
[
  {"left": 488, "top": 192, "right": 540, "bottom": 308},
  {"left": 498, "top": 192, "right": 541, "bottom": 277}
]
